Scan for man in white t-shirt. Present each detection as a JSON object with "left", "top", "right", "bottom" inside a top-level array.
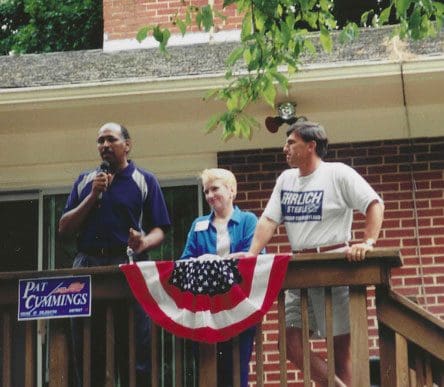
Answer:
[{"left": 246, "top": 121, "right": 384, "bottom": 386}]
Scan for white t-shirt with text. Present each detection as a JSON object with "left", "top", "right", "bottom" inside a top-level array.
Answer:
[{"left": 263, "top": 161, "right": 382, "bottom": 251}]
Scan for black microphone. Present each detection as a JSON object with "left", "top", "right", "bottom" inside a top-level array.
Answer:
[
  {"left": 99, "top": 160, "right": 110, "bottom": 174},
  {"left": 98, "top": 161, "right": 111, "bottom": 202}
]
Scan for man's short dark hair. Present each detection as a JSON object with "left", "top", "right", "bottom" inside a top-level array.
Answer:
[
  {"left": 120, "top": 124, "right": 130, "bottom": 140},
  {"left": 99, "top": 122, "right": 131, "bottom": 140},
  {"left": 286, "top": 120, "right": 328, "bottom": 158}
]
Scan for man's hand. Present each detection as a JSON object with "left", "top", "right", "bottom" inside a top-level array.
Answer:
[
  {"left": 345, "top": 242, "right": 373, "bottom": 262},
  {"left": 128, "top": 227, "right": 165, "bottom": 254},
  {"left": 346, "top": 201, "right": 383, "bottom": 262},
  {"left": 92, "top": 172, "right": 113, "bottom": 199},
  {"left": 59, "top": 172, "right": 114, "bottom": 236},
  {"left": 128, "top": 228, "right": 147, "bottom": 254}
]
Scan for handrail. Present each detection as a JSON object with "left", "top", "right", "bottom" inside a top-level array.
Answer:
[
  {"left": 2, "top": 249, "right": 443, "bottom": 387},
  {"left": 376, "top": 287, "right": 444, "bottom": 386},
  {"left": 283, "top": 249, "right": 402, "bottom": 288}
]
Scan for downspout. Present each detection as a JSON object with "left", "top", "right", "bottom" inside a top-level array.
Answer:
[{"left": 392, "top": 37, "right": 428, "bottom": 310}]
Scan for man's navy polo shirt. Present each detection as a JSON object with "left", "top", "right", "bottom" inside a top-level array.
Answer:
[{"left": 63, "top": 160, "right": 171, "bottom": 252}]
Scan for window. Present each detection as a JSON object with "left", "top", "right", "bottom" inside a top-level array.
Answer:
[
  {"left": 0, "top": 196, "right": 38, "bottom": 271},
  {"left": 0, "top": 194, "right": 39, "bottom": 386}
]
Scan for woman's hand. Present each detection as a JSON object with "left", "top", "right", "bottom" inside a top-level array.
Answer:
[{"left": 228, "top": 252, "right": 254, "bottom": 259}]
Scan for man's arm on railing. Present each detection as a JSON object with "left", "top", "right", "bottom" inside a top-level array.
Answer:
[
  {"left": 346, "top": 200, "right": 384, "bottom": 262},
  {"left": 248, "top": 215, "right": 279, "bottom": 256}
]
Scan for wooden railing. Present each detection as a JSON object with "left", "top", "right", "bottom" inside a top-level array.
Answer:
[
  {"left": 377, "top": 288, "right": 444, "bottom": 387},
  {"left": 276, "top": 249, "right": 402, "bottom": 387},
  {"left": 0, "top": 250, "right": 443, "bottom": 387}
]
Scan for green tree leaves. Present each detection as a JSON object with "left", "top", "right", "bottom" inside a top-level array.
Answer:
[
  {"left": 136, "top": 0, "right": 442, "bottom": 140},
  {"left": 136, "top": 25, "right": 171, "bottom": 52},
  {"left": 0, "top": 0, "right": 102, "bottom": 55}
]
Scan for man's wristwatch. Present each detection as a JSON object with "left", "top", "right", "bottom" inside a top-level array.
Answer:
[{"left": 364, "top": 238, "right": 376, "bottom": 247}]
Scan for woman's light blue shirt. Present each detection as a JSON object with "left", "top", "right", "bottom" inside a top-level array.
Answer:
[{"left": 180, "top": 206, "right": 260, "bottom": 259}]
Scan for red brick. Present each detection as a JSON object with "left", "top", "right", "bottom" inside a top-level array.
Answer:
[
  {"left": 368, "top": 145, "right": 398, "bottom": 155},
  {"left": 419, "top": 227, "right": 444, "bottom": 236},
  {"left": 416, "top": 190, "right": 443, "bottom": 199},
  {"left": 264, "top": 333, "right": 279, "bottom": 342},
  {"left": 234, "top": 192, "right": 246, "bottom": 201},
  {"left": 279, "top": 245, "right": 292, "bottom": 254},
  {"left": 423, "top": 267, "right": 444, "bottom": 276},
  {"left": 269, "top": 235, "right": 289, "bottom": 244},
  {"left": 395, "top": 267, "right": 419, "bottom": 276},
  {"left": 421, "top": 285, "right": 443, "bottom": 294},
  {"left": 385, "top": 229, "right": 416, "bottom": 238},
  {"left": 431, "top": 199, "right": 444, "bottom": 207},
  {"left": 261, "top": 181, "right": 276, "bottom": 190},
  {"left": 235, "top": 200, "right": 262, "bottom": 210},
  {"left": 431, "top": 180, "right": 444, "bottom": 189},
  {"left": 338, "top": 148, "right": 368, "bottom": 157},
  {"left": 420, "top": 246, "right": 444, "bottom": 255},
  {"left": 413, "top": 171, "right": 443, "bottom": 180},
  {"left": 238, "top": 182, "right": 261, "bottom": 191},
  {"left": 401, "top": 218, "right": 431, "bottom": 227},
  {"left": 418, "top": 209, "right": 444, "bottom": 217},
  {"left": 368, "top": 165, "right": 399, "bottom": 174},
  {"left": 377, "top": 239, "right": 402, "bottom": 248},
  {"left": 372, "top": 182, "right": 400, "bottom": 191},
  {"left": 265, "top": 245, "right": 279, "bottom": 253},
  {"left": 381, "top": 173, "right": 411, "bottom": 182},
  {"left": 400, "top": 199, "right": 430, "bottom": 209},
  {"left": 384, "top": 210, "right": 414, "bottom": 219},
  {"left": 382, "top": 219, "right": 401, "bottom": 228},
  {"left": 248, "top": 191, "right": 274, "bottom": 200},
  {"left": 390, "top": 277, "right": 403, "bottom": 286},
  {"left": 400, "top": 181, "right": 430, "bottom": 190},
  {"left": 383, "top": 201, "right": 400, "bottom": 210},
  {"left": 400, "top": 258, "right": 422, "bottom": 267},
  {"left": 402, "top": 237, "right": 433, "bottom": 246},
  {"left": 404, "top": 277, "right": 423, "bottom": 285}
]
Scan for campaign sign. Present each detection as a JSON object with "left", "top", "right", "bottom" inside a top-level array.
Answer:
[{"left": 18, "top": 275, "right": 91, "bottom": 321}]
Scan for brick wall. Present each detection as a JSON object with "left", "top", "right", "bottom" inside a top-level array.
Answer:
[
  {"left": 103, "top": 0, "right": 243, "bottom": 41},
  {"left": 218, "top": 136, "right": 444, "bottom": 386}
]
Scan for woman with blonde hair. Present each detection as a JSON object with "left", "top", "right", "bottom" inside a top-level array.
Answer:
[{"left": 181, "top": 168, "right": 261, "bottom": 387}]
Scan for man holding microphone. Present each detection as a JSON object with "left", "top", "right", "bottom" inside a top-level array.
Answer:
[{"left": 59, "top": 122, "right": 171, "bottom": 386}]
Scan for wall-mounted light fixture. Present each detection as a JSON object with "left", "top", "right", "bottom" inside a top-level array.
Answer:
[{"left": 265, "top": 102, "right": 303, "bottom": 133}]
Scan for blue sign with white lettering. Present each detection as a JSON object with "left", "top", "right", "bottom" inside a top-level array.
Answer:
[
  {"left": 18, "top": 275, "right": 91, "bottom": 320},
  {"left": 281, "top": 190, "right": 324, "bottom": 222}
]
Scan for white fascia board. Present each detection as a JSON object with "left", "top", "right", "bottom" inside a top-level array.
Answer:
[{"left": 103, "top": 30, "right": 241, "bottom": 52}]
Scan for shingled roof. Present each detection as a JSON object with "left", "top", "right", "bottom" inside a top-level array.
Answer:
[{"left": 0, "top": 26, "right": 442, "bottom": 89}]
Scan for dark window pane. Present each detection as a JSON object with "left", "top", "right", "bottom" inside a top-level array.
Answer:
[
  {"left": 43, "top": 194, "right": 76, "bottom": 269},
  {"left": 0, "top": 198, "right": 38, "bottom": 386},
  {"left": 150, "top": 185, "right": 199, "bottom": 260},
  {"left": 0, "top": 199, "right": 38, "bottom": 271},
  {"left": 333, "top": 0, "right": 392, "bottom": 27}
]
